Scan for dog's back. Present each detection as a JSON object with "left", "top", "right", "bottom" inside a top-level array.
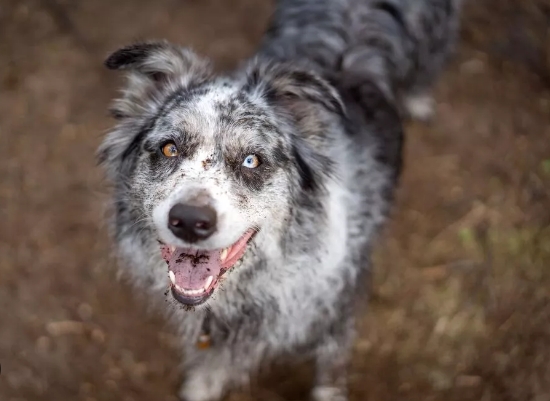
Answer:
[{"left": 261, "top": 0, "right": 462, "bottom": 118}]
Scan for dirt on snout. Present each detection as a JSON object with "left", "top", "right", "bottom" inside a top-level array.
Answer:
[{"left": 1, "top": 0, "right": 550, "bottom": 400}]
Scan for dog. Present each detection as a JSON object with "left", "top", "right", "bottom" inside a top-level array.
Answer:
[{"left": 98, "top": 0, "right": 462, "bottom": 400}]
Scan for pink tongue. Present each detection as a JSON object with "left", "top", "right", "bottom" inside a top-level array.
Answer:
[{"left": 165, "top": 248, "right": 222, "bottom": 290}]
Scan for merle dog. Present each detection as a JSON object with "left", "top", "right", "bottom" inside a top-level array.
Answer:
[{"left": 98, "top": 0, "right": 462, "bottom": 399}]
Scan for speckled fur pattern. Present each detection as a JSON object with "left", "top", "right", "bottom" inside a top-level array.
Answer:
[
  {"left": 262, "top": 0, "right": 463, "bottom": 120},
  {"left": 98, "top": 1, "right": 461, "bottom": 400}
]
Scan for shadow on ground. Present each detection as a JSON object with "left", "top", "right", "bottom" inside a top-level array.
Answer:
[{"left": 1, "top": 0, "right": 549, "bottom": 400}]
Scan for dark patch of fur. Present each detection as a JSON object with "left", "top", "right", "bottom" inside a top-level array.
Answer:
[
  {"left": 226, "top": 152, "right": 274, "bottom": 193},
  {"left": 292, "top": 144, "right": 319, "bottom": 193},
  {"left": 104, "top": 42, "right": 165, "bottom": 70},
  {"left": 373, "top": 1, "right": 407, "bottom": 31},
  {"left": 247, "top": 63, "right": 345, "bottom": 118},
  {"left": 341, "top": 79, "right": 404, "bottom": 180},
  {"left": 118, "top": 119, "right": 156, "bottom": 177}
]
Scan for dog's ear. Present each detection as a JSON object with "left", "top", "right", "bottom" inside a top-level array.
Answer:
[
  {"left": 244, "top": 60, "right": 345, "bottom": 117},
  {"left": 104, "top": 41, "right": 211, "bottom": 83},
  {"left": 98, "top": 41, "right": 212, "bottom": 178},
  {"left": 104, "top": 41, "right": 212, "bottom": 119}
]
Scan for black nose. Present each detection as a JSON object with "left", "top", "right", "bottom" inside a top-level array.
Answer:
[{"left": 168, "top": 203, "right": 217, "bottom": 243}]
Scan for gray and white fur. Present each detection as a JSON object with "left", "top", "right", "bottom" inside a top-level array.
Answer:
[{"left": 98, "top": 1, "right": 462, "bottom": 400}]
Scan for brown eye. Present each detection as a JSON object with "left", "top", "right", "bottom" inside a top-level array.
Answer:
[{"left": 161, "top": 142, "right": 179, "bottom": 157}]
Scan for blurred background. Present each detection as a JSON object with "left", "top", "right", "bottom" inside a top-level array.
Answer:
[{"left": 1, "top": 0, "right": 550, "bottom": 400}]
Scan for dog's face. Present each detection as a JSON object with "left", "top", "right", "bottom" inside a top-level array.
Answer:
[{"left": 99, "top": 42, "right": 344, "bottom": 307}]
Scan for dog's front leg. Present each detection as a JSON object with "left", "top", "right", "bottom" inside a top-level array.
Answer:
[
  {"left": 311, "top": 323, "right": 354, "bottom": 401},
  {"left": 179, "top": 347, "right": 235, "bottom": 401}
]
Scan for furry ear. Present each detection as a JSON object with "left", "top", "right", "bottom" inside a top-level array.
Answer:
[
  {"left": 98, "top": 41, "right": 212, "bottom": 178},
  {"left": 104, "top": 40, "right": 212, "bottom": 119},
  {"left": 244, "top": 61, "right": 345, "bottom": 117},
  {"left": 104, "top": 41, "right": 211, "bottom": 82}
]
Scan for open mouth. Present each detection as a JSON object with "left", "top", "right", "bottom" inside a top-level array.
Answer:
[{"left": 159, "top": 229, "right": 257, "bottom": 306}]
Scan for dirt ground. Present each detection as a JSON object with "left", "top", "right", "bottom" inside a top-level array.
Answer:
[{"left": 1, "top": 0, "right": 550, "bottom": 400}]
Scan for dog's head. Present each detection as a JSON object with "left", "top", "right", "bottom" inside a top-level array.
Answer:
[{"left": 99, "top": 41, "right": 345, "bottom": 307}]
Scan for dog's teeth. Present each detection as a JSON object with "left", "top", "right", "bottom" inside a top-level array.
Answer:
[
  {"left": 169, "top": 271, "right": 176, "bottom": 285},
  {"left": 220, "top": 248, "right": 228, "bottom": 262},
  {"left": 180, "top": 288, "right": 205, "bottom": 295},
  {"left": 204, "top": 275, "right": 213, "bottom": 290},
  {"left": 172, "top": 279, "right": 210, "bottom": 296},
  {"left": 170, "top": 246, "right": 176, "bottom": 253}
]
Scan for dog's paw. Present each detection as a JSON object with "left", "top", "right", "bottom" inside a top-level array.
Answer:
[
  {"left": 178, "top": 376, "right": 224, "bottom": 401},
  {"left": 402, "top": 93, "right": 435, "bottom": 122},
  {"left": 311, "top": 386, "right": 348, "bottom": 401}
]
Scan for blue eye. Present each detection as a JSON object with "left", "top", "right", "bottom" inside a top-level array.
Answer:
[{"left": 242, "top": 154, "right": 260, "bottom": 169}]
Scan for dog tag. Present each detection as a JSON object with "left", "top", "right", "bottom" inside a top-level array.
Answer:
[{"left": 196, "top": 333, "right": 211, "bottom": 350}]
